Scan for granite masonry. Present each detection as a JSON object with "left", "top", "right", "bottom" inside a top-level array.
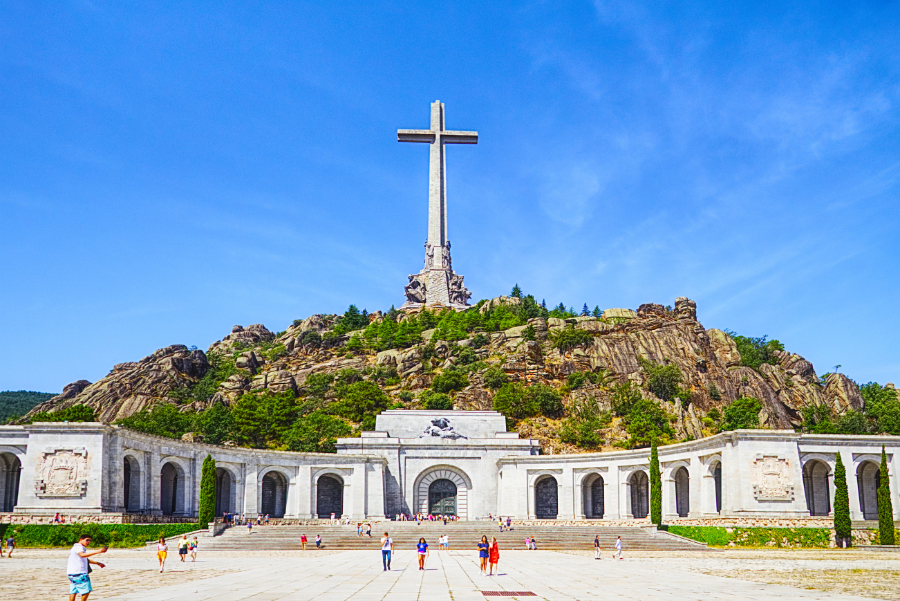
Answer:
[{"left": 0, "top": 410, "right": 898, "bottom": 524}]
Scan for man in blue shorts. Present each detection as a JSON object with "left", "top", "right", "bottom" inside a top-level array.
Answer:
[{"left": 67, "top": 533, "right": 107, "bottom": 601}]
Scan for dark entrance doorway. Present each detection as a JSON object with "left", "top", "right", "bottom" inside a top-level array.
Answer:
[
  {"left": 316, "top": 475, "right": 344, "bottom": 519},
  {"left": 428, "top": 479, "right": 457, "bottom": 516},
  {"left": 590, "top": 476, "right": 605, "bottom": 518},
  {"left": 215, "top": 468, "right": 233, "bottom": 516},
  {"left": 261, "top": 472, "right": 287, "bottom": 518},
  {"left": 0, "top": 453, "right": 22, "bottom": 513},
  {"left": 630, "top": 471, "right": 649, "bottom": 519},
  {"left": 535, "top": 476, "right": 558, "bottom": 519}
]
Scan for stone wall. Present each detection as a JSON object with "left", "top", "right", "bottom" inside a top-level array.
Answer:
[{"left": 0, "top": 513, "right": 198, "bottom": 525}]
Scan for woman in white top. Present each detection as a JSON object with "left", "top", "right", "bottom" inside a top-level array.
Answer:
[{"left": 156, "top": 537, "right": 168, "bottom": 572}]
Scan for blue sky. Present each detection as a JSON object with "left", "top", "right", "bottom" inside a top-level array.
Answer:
[{"left": 2, "top": 1, "right": 898, "bottom": 393}]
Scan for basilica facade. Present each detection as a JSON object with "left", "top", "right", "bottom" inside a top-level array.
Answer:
[{"left": 0, "top": 410, "right": 897, "bottom": 523}]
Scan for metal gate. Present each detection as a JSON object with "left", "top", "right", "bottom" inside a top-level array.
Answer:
[{"left": 428, "top": 479, "right": 457, "bottom": 516}]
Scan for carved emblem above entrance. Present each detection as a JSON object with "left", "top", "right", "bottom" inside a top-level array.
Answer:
[
  {"left": 35, "top": 448, "right": 89, "bottom": 498},
  {"left": 751, "top": 455, "right": 794, "bottom": 501}
]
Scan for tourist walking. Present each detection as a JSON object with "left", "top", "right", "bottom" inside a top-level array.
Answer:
[
  {"left": 416, "top": 537, "right": 429, "bottom": 570},
  {"left": 524, "top": 536, "right": 531, "bottom": 550},
  {"left": 381, "top": 532, "right": 393, "bottom": 571},
  {"left": 301, "top": 534, "right": 307, "bottom": 550},
  {"left": 265, "top": 514, "right": 270, "bottom": 526},
  {"left": 67, "top": 533, "right": 107, "bottom": 601},
  {"left": 614, "top": 536, "right": 623, "bottom": 559},
  {"left": 593, "top": 535, "right": 602, "bottom": 559},
  {"left": 506, "top": 516, "right": 511, "bottom": 530},
  {"left": 477, "top": 535, "right": 489, "bottom": 576},
  {"left": 366, "top": 523, "right": 372, "bottom": 537},
  {"left": 330, "top": 512, "right": 336, "bottom": 525},
  {"left": 444, "top": 533, "right": 450, "bottom": 550},
  {"left": 190, "top": 536, "right": 199, "bottom": 562},
  {"left": 5, "top": 534, "right": 15, "bottom": 557},
  {"left": 488, "top": 536, "right": 500, "bottom": 576},
  {"left": 247, "top": 520, "right": 253, "bottom": 535},
  {"left": 529, "top": 536, "right": 537, "bottom": 550},
  {"left": 178, "top": 535, "right": 189, "bottom": 562},
  {"left": 315, "top": 534, "right": 322, "bottom": 549},
  {"left": 156, "top": 537, "right": 168, "bottom": 572}
]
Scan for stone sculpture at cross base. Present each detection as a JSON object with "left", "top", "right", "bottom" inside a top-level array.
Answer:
[{"left": 398, "top": 101, "right": 475, "bottom": 310}]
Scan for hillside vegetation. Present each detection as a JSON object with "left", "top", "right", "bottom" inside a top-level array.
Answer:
[
  {"left": 0, "top": 390, "right": 56, "bottom": 423},
  {"left": 22, "top": 290, "right": 900, "bottom": 453}
]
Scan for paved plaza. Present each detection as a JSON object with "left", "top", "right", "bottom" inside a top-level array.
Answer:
[{"left": 4, "top": 548, "right": 900, "bottom": 601}]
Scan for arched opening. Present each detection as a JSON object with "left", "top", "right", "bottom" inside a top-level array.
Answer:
[
  {"left": 582, "top": 474, "right": 604, "bottom": 519},
  {"left": 415, "top": 468, "right": 470, "bottom": 520},
  {"left": 160, "top": 462, "right": 184, "bottom": 516},
  {"left": 261, "top": 471, "right": 288, "bottom": 518},
  {"left": 215, "top": 468, "right": 233, "bottom": 516},
  {"left": 316, "top": 475, "right": 344, "bottom": 519},
  {"left": 428, "top": 478, "right": 457, "bottom": 516},
  {"left": 803, "top": 460, "right": 831, "bottom": 517},
  {"left": 674, "top": 467, "right": 690, "bottom": 518},
  {"left": 713, "top": 462, "right": 722, "bottom": 514},
  {"left": 857, "top": 461, "right": 881, "bottom": 521},
  {"left": 0, "top": 453, "right": 22, "bottom": 513},
  {"left": 629, "top": 471, "right": 649, "bottom": 519},
  {"left": 535, "top": 476, "right": 558, "bottom": 519},
  {"left": 123, "top": 455, "right": 141, "bottom": 512}
]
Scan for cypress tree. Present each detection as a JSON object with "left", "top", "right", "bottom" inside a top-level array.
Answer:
[
  {"left": 650, "top": 440, "right": 662, "bottom": 525},
  {"left": 877, "top": 445, "right": 895, "bottom": 545},
  {"left": 198, "top": 454, "right": 217, "bottom": 527},
  {"left": 833, "top": 453, "right": 851, "bottom": 546}
]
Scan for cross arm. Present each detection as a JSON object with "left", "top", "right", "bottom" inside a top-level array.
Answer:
[
  {"left": 398, "top": 129, "right": 436, "bottom": 143},
  {"left": 442, "top": 130, "right": 478, "bottom": 144}
]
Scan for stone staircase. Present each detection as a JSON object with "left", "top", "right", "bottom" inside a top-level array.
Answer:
[{"left": 201, "top": 522, "right": 707, "bottom": 552}]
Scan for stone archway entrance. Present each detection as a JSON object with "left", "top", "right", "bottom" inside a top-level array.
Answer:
[
  {"left": 160, "top": 462, "right": 184, "bottom": 516},
  {"left": 674, "top": 467, "right": 690, "bottom": 518},
  {"left": 630, "top": 471, "right": 649, "bottom": 519},
  {"left": 215, "top": 468, "right": 233, "bottom": 516},
  {"left": 316, "top": 475, "right": 344, "bottom": 518},
  {"left": 260, "top": 471, "right": 288, "bottom": 518},
  {"left": 428, "top": 479, "right": 457, "bottom": 516},
  {"left": 803, "top": 460, "right": 831, "bottom": 517},
  {"left": 0, "top": 453, "right": 22, "bottom": 513},
  {"left": 535, "top": 476, "right": 559, "bottom": 519},
  {"left": 415, "top": 467, "right": 470, "bottom": 519}
]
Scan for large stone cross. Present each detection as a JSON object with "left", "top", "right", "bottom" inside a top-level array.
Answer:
[{"left": 398, "top": 100, "right": 478, "bottom": 260}]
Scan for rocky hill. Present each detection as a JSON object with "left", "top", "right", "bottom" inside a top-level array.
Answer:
[{"left": 24, "top": 296, "right": 885, "bottom": 452}]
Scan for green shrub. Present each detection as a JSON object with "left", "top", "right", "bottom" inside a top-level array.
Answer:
[
  {"left": 0, "top": 524, "right": 200, "bottom": 548},
  {"left": 611, "top": 381, "right": 642, "bottom": 416},
  {"left": 623, "top": 400, "right": 674, "bottom": 448},
  {"left": 198, "top": 455, "right": 216, "bottom": 527},
  {"left": 492, "top": 383, "right": 534, "bottom": 423},
  {"left": 483, "top": 367, "right": 508, "bottom": 390},
  {"left": 420, "top": 390, "right": 453, "bottom": 411},
  {"left": 470, "top": 334, "right": 490, "bottom": 349},
  {"left": 650, "top": 441, "right": 662, "bottom": 525},
  {"left": 722, "top": 397, "right": 762, "bottom": 430},
  {"left": 230, "top": 391, "right": 298, "bottom": 448},
  {"left": 528, "top": 384, "right": 564, "bottom": 417},
  {"left": 431, "top": 369, "right": 469, "bottom": 394},
  {"left": 330, "top": 381, "right": 391, "bottom": 424},
  {"left": 667, "top": 526, "right": 832, "bottom": 548},
  {"left": 833, "top": 454, "right": 851, "bottom": 543},
  {"left": 725, "top": 332, "right": 785, "bottom": 371},
  {"left": 29, "top": 404, "right": 96, "bottom": 423},
  {"left": 550, "top": 326, "right": 593, "bottom": 352},
  {"left": 640, "top": 358, "right": 684, "bottom": 402},
  {"left": 455, "top": 346, "right": 478, "bottom": 366},
  {"left": 116, "top": 403, "right": 196, "bottom": 439},
  {"left": 286, "top": 411, "right": 352, "bottom": 453},
  {"left": 878, "top": 445, "right": 895, "bottom": 545}
]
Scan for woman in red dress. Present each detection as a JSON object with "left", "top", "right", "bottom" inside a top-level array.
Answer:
[{"left": 488, "top": 536, "right": 500, "bottom": 575}]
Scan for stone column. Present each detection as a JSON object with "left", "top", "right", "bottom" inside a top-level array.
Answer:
[
  {"left": 575, "top": 474, "right": 586, "bottom": 520},
  {"left": 688, "top": 455, "right": 702, "bottom": 518},
  {"left": 243, "top": 461, "right": 259, "bottom": 518},
  {"left": 721, "top": 438, "right": 736, "bottom": 517},
  {"left": 296, "top": 465, "right": 312, "bottom": 519},
  {"left": 605, "top": 466, "right": 621, "bottom": 519},
  {"left": 149, "top": 449, "right": 162, "bottom": 515},
  {"left": 366, "top": 462, "right": 387, "bottom": 520},
  {"left": 559, "top": 466, "right": 575, "bottom": 520}
]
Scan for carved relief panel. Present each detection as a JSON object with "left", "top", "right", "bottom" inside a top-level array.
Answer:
[
  {"left": 750, "top": 455, "right": 794, "bottom": 501},
  {"left": 35, "top": 448, "right": 89, "bottom": 497}
]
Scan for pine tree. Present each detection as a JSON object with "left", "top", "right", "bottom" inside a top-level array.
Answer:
[
  {"left": 510, "top": 284, "right": 522, "bottom": 298},
  {"left": 878, "top": 445, "right": 895, "bottom": 545},
  {"left": 833, "top": 453, "right": 851, "bottom": 546},
  {"left": 650, "top": 440, "right": 662, "bottom": 525},
  {"left": 581, "top": 303, "right": 589, "bottom": 316},
  {"left": 198, "top": 454, "right": 217, "bottom": 527},
  {"left": 592, "top": 306, "right": 602, "bottom": 318},
  {"left": 541, "top": 299, "right": 547, "bottom": 310}
]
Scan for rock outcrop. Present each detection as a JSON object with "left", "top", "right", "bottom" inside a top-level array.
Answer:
[{"left": 26, "top": 296, "right": 877, "bottom": 452}]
